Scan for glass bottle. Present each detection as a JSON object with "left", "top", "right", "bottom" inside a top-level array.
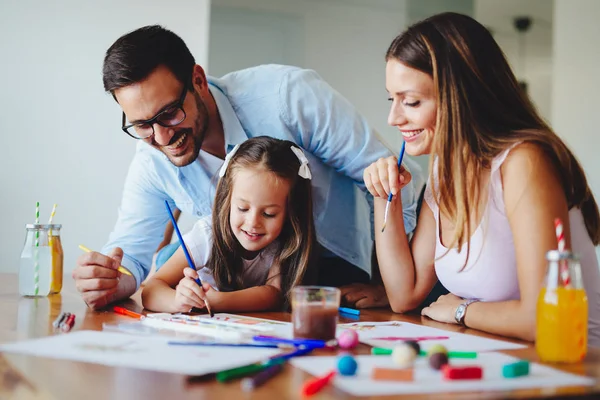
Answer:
[
  {"left": 536, "top": 250, "right": 587, "bottom": 362},
  {"left": 48, "top": 224, "right": 63, "bottom": 294},
  {"left": 19, "top": 224, "right": 53, "bottom": 297}
]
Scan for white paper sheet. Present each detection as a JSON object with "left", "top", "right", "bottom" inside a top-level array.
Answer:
[
  {"left": 291, "top": 353, "right": 595, "bottom": 396},
  {"left": 338, "top": 321, "right": 526, "bottom": 352},
  {"left": 0, "top": 330, "right": 280, "bottom": 376}
]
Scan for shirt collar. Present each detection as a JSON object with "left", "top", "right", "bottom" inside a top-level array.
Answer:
[{"left": 207, "top": 78, "right": 248, "bottom": 154}]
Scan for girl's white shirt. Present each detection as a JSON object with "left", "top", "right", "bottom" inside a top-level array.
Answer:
[{"left": 182, "top": 215, "right": 278, "bottom": 291}]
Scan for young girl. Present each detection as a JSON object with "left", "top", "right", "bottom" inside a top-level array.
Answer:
[
  {"left": 142, "top": 136, "right": 316, "bottom": 313},
  {"left": 364, "top": 12, "right": 600, "bottom": 345}
]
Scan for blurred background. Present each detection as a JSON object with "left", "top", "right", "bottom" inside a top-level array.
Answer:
[{"left": 1, "top": 0, "right": 597, "bottom": 273}]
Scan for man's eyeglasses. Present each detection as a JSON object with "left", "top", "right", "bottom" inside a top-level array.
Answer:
[{"left": 121, "top": 84, "right": 188, "bottom": 139}]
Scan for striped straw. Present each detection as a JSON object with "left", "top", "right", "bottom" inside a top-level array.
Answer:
[
  {"left": 554, "top": 218, "right": 565, "bottom": 251},
  {"left": 48, "top": 204, "right": 57, "bottom": 225},
  {"left": 554, "top": 218, "right": 570, "bottom": 286},
  {"left": 34, "top": 201, "right": 40, "bottom": 296},
  {"left": 48, "top": 204, "right": 57, "bottom": 289}
]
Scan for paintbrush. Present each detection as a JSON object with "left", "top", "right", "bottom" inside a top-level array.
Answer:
[
  {"left": 164, "top": 200, "right": 214, "bottom": 317},
  {"left": 382, "top": 141, "right": 406, "bottom": 233}
]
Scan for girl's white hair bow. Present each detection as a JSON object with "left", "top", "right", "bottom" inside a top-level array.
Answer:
[
  {"left": 218, "top": 144, "right": 241, "bottom": 178},
  {"left": 291, "top": 146, "right": 312, "bottom": 180}
]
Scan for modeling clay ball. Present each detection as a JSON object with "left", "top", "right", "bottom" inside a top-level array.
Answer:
[
  {"left": 392, "top": 343, "right": 418, "bottom": 368},
  {"left": 429, "top": 352, "right": 449, "bottom": 370},
  {"left": 427, "top": 344, "right": 448, "bottom": 356},
  {"left": 337, "top": 354, "right": 358, "bottom": 376},
  {"left": 338, "top": 330, "right": 359, "bottom": 349},
  {"left": 403, "top": 340, "right": 420, "bottom": 355}
]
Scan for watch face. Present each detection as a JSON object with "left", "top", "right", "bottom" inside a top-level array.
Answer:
[{"left": 455, "top": 305, "right": 466, "bottom": 322}]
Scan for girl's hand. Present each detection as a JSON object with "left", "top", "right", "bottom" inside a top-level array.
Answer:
[
  {"left": 173, "top": 268, "right": 207, "bottom": 312},
  {"left": 364, "top": 156, "right": 412, "bottom": 199},
  {"left": 421, "top": 293, "right": 464, "bottom": 324}
]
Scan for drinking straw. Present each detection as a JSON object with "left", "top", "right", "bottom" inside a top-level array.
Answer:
[
  {"left": 34, "top": 201, "right": 40, "bottom": 296},
  {"left": 554, "top": 218, "right": 571, "bottom": 286},
  {"left": 48, "top": 204, "right": 57, "bottom": 284}
]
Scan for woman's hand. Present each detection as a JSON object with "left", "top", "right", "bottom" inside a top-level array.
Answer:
[
  {"left": 421, "top": 293, "right": 464, "bottom": 324},
  {"left": 173, "top": 268, "right": 207, "bottom": 312},
  {"left": 364, "top": 156, "right": 412, "bottom": 199}
]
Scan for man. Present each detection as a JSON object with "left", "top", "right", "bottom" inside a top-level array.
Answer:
[{"left": 73, "top": 25, "right": 423, "bottom": 310}]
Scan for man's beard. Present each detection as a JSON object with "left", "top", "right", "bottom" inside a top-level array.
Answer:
[{"left": 159, "top": 94, "right": 209, "bottom": 167}]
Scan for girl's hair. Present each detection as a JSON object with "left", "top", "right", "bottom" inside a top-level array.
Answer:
[
  {"left": 206, "top": 136, "right": 317, "bottom": 307},
  {"left": 385, "top": 12, "right": 600, "bottom": 264}
]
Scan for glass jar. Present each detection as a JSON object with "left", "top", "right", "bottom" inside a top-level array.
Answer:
[
  {"left": 536, "top": 250, "right": 587, "bottom": 363},
  {"left": 19, "top": 224, "right": 63, "bottom": 297},
  {"left": 48, "top": 224, "right": 63, "bottom": 294}
]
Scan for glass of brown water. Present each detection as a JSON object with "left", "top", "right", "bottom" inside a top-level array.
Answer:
[{"left": 291, "top": 286, "right": 340, "bottom": 341}]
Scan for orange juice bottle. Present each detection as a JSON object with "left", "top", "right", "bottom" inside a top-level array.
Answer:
[
  {"left": 536, "top": 250, "right": 587, "bottom": 363},
  {"left": 48, "top": 224, "right": 63, "bottom": 294}
]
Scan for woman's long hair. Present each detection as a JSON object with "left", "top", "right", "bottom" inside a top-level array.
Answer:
[
  {"left": 206, "top": 136, "right": 317, "bottom": 307},
  {"left": 386, "top": 12, "right": 600, "bottom": 264}
]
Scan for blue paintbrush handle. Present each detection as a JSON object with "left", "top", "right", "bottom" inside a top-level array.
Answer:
[
  {"left": 164, "top": 200, "right": 202, "bottom": 286},
  {"left": 387, "top": 141, "right": 406, "bottom": 202}
]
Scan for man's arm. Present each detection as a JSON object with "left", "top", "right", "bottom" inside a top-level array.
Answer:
[
  {"left": 74, "top": 151, "right": 172, "bottom": 308},
  {"left": 279, "top": 68, "right": 422, "bottom": 233}
]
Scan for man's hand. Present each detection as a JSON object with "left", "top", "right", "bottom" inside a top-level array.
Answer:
[
  {"left": 73, "top": 247, "right": 126, "bottom": 310},
  {"left": 339, "top": 283, "right": 390, "bottom": 309}
]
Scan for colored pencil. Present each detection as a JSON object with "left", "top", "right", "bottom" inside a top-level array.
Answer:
[
  {"left": 381, "top": 141, "right": 406, "bottom": 233},
  {"left": 78, "top": 245, "right": 132, "bottom": 276},
  {"left": 164, "top": 200, "right": 213, "bottom": 317}
]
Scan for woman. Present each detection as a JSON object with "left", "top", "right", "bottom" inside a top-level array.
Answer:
[{"left": 365, "top": 12, "right": 600, "bottom": 345}]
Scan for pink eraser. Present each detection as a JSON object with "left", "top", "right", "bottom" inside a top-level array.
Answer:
[{"left": 442, "top": 365, "right": 483, "bottom": 380}]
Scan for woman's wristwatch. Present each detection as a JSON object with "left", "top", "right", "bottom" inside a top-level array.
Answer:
[{"left": 454, "top": 298, "right": 479, "bottom": 325}]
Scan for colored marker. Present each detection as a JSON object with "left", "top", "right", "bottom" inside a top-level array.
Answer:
[
  {"left": 165, "top": 200, "right": 213, "bottom": 317},
  {"left": 168, "top": 341, "right": 281, "bottom": 349},
  {"left": 252, "top": 335, "right": 331, "bottom": 348},
  {"left": 268, "top": 346, "right": 314, "bottom": 362},
  {"left": 113, "top": 306, "right": 144, "bottom": 320},
  {"left": 216, "top": 358, "right": 285, "bottom": 382},
  {"left": 338, "top": 307, "right": 360, "bottom": 316},
  {"left": 52, "top": 312, "right": 67, "bottom": 329},
  {"left": 371, "top": 347, "right": 477, "bottom": 358},
  {"left": 78, "top": 245, "right": 132, "bottom": 276},
  {"left": 302, "top": 370, "right": 336, "bottom": 397},
  {"left": 216, "top": 346, "right": 313, "bottom": 382},
  {"left": 241, "top": 363, "right": 283, "bottom": 391}
]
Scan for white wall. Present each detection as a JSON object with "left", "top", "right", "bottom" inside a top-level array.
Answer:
[
  {"left": 210, "top": 0, "right": 409, "bottom": 152},
  {"left": 475, "top": 0, "right": 553, "bottom": 123},
  {"left": 552, "top": 0, "right": 600, "bottom": 261},
  {"left": 552, "top": 0, "right": 600, "bottom": 199},
  {"left": 0, "top": 0, "right": 211, "bottom": 273}
]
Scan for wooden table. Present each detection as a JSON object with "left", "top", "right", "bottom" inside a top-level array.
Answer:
[{"left": 0, "top": 273, "right": 598, "bottom": 399}]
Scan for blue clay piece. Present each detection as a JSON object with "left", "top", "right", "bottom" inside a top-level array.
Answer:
[{"left": 337, "top": 355, "right": 358, "bottom": 376}]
